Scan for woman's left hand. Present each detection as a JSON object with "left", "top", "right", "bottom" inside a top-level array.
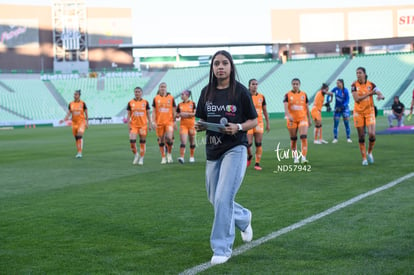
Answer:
[{"left": 223, "top": 123, "right": 238, "bottom": 135}]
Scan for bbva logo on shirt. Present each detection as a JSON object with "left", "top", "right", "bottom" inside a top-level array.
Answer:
[{"left": 206, "top": 101, "right": 237, "bottom": 113}]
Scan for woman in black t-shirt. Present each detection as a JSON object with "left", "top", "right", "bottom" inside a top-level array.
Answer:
[{"left": 195, "top": 50, "right": 257, "bottom": 265}]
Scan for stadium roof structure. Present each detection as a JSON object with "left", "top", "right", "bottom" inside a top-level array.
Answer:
[{"left": 118, "top": 42, "right": 274, "bottom": 49}]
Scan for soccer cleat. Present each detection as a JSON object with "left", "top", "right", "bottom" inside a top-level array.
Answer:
[
  {"left": 133, "top": 154, "right": 139, "bottom": 165},
  {"left": 211, "top": 255, "right": 230, "bottom": 265},
  {"left": 75, "top": 152, "right": 82, "bottom": 158},
  {"left": 362, "top": 159, "right": 368, "bottom": 166},
  {"left": 314, "top": 140, "right": 321, "bottom": 144},
  {"left": 246, "top": 155, "right": 253, "bottom": 167},
  {"left": 367, "top": 153, "right": 374, "bottom": 164},
  {"left": 293, "top": 157, "right": 300, "bottom": 164},
  {"left": 332, "top": 139, "right": 338, "bottom": 143},
  {"left": 178, "top": 157, "right": 184, "bottom": 164},
  {"left": 347, "top": 138, "right": 353, "bottom": 143},
  {"left": 138, "top": 157, "right": 144, "bottom": 165},
  {"left": 161, "top": 157, "right": 167, "bottom": 164},
  {"left": 167, "top": 153, "right": 173, "bottom": 163},
  {"left": 254, "top": 163, "right": 262, "bottom": 171},
  {"left": 319, "top": 139, "right": 328, "bottom": 144},
  {"left": 189, "top": 157, "right": 195, "bottom": 163},
  {"left": 301, "top": 156, "right": 308, "bottom": 164},
  {"left": 241, "top": 212, "right": 253, "bottom": 242}
]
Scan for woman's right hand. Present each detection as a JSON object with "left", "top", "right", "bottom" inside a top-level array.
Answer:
[{"left": 195, "top": 121, "right": 207, "bottom": 132}]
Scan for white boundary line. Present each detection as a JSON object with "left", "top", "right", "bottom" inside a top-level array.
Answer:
[{"left": 180, "top": 172, "right": 414, "bottom": 275}]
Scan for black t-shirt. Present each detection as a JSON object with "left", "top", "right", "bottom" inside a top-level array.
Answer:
[
  {"left": 391, "top": 102, "right": 404, "bottom": 114},
  {"left": 195, "top": 82, "right": 257, "bottom": 160}
]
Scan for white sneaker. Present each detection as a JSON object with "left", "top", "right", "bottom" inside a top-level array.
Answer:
[
  {"left": 167, "top": 153, "right": 173, "bottom": 163},
  {"left": 332, "top": 139, "right": 338, "bottom": 143},
  {"left": 301, "top": 156, "right": 308, "bottom": 164},
  {"left": 133, "top": 154, "right": 139, "bottom": 165},
  {"left": 138, "top": 157, "right": 144, "bottom": 165},
  {"left": 362, "top": 159, "right": 368, "bottom": 166},
  {"left": 211, "top": 255, "right": 230, "bottom": 265},
  {"left": 294, "top": 157, "right": 300, "bottom": 164},
  {"left": 75, "top": 152, "right": 82, "bottom": 158},
  {"left": 367, "top": 153, "right": 374, "bottom": 164},
  {"left": 320, "top": 139, "right": 328, "bottom": 144},
  {"left": 314, "top": 140, "right": 321, "bottom": 144},
  {"left": 178, "top": 157, "right": 184, "bottom": 164},
  {"left": 189, "top": 157, "right": 195, "bottom": 163},
  {"left": 241, "top": 211, "right": 253, "bottom": 242},
  {"left": 347, "top": 138, "right": 352, "bottom": 143},
  {"left": 161, "top": 157, "right": 167, "bottom": 164}
]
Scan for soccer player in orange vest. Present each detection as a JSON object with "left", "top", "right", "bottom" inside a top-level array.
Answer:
[
  {"left": 246, "top": 79, "right": 270, "bottom": 170},
  {"left": 152, "top": 82, "right": 176, "bottom": 164},
  {"left": 176, "top": 90, "right": 196, "bottom": 164},
  {"left": 127, "top": 87, "right": 151, "bottom": 165},
  {"left": 351, "top": 67, "right": 384, "bottom": 166},
  {"left": 283, "top": 78, "right": 312, "bottom": 163},
  {"left": 60, "top": 89, "right": 88, "bottom": 158},
  {"left": 311, "top": 83, "right": 333, "bottom": 144}
]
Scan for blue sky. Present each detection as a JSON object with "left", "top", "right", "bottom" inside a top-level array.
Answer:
[{"left": 1, "top": 0, "right": 413, "bottom": 44}]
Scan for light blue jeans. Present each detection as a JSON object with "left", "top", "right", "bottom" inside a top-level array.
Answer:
[
  {"left": 388, "top": 113, "right": 404, "bottom": 127},
  {"left": 205, "top": 145, "right": 251, "bottom": 257}
]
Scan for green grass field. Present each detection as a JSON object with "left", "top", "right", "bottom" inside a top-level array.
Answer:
[{"left": 1, "top": 116, "right": 413, "bottom": 274}]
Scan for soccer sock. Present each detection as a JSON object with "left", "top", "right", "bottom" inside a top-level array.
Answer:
[
  {"left": 368, "top": 137, "right": 375, "bottom": 154},
  {"left": 314, "top": 127, "right": 318, "bottom": 140},
  {"left": 247, "top": 143, "right": 253, "bottom": 159},
  {"left": 344, "top": 120, "right": 351, "bottom": 138},
  {"left": 333, "top": 118, "right": 339, "bottom": 138},
  {"left": 290, "top": 136, "right": 297, "bottom": 152},
  {"left": 75, "top": 136, "right": 82, "bottom": 153},
  {"left": 359, "top": 137, "right": 366, "bottom": 159},
  {"left": 255, "top": 143, "right": 262, "bottom": 164},
  {"left": 300, "top": 135, "right": 307, "bottom": 157},
  {"left": 159, "top": 142, "right": 166, "bottom": 157},
  {"left": 166, "top": 141, "right": 173, "bottom": 154},
  {"left": 130, "top": 139, "right": 137, "bottom": 155},
  {"left": 180, "top": 144, "right": 185, "bottom": 158},
  {"left": 190, "top": 144, "right": 195, "bottom": 157},
  {"left": 314, "top": 125, "right": 321, "bottom": 140},
  {"left": 139, "top": 140, "right": 146, "bottom": 157}
]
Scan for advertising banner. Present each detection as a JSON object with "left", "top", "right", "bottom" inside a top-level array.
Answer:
[
  {"left": 87, "top": 18, "right": 132, "bottom": 47},
  {"left": 397, "top": 9, "right": 414, "bottom": 37},
  {"left": 0, "top": 19, "right": 39, "bottom": 48}
]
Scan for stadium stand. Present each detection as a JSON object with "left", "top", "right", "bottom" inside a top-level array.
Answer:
[
  {"left": 0, "top": 107, "right": 27, "bottom": 122},
  {"left": 50, "top": 76, "right": 150, "bottom": 118},
  {"left": 258, "top": 56, "right": 347, "bottom": 113},
  {"left": 2, "top": 53, "right": 414, "bottom": 124},
  {"left": 337, "top": 52, "right": 414, "bottom": 110},
  {"left": 176, "top": 61, "right": 279, "bottom": 102},
  {"left": 398, "top": 80, "right": 414, "bottom": 111},
  {"left": 147, "top": 66, "right": 209, "bottom": 99},
  {"left": 236, "top": 61, "right": 280, "bottom": 85},
  {"left": 0, "top": 79, "right": 66, "bottom": 121}
]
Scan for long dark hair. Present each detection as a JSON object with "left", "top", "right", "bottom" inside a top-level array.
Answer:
[{"left": 205, "top": 50, "right": 237, "bottom": 102}]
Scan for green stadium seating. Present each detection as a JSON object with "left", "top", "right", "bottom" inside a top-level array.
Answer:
[
  {"left": 337, "top": 53, "right": 414, "bottom": 110},
  {"left": 0, "top": 79, "right": 66, "bottom": 120},
  {"left": 2, "top": 53, "right": 414, "bottom": 123}
]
